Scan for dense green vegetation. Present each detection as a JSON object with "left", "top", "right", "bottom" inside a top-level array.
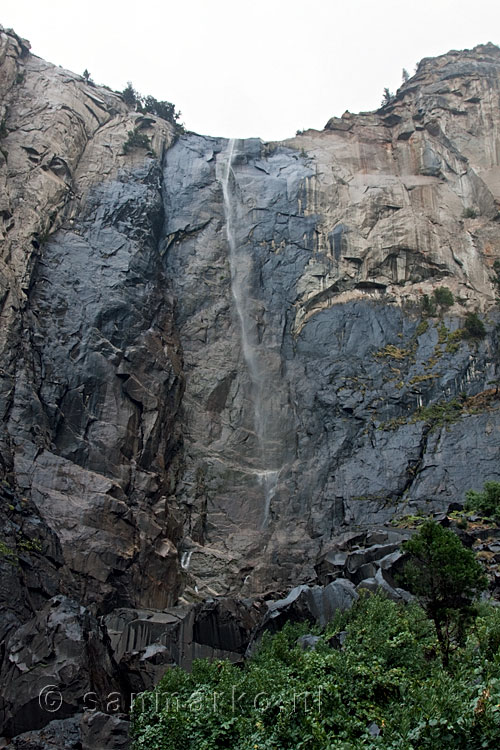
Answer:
[
  {"left": 399, "top": 521, "right": 487, "bottom": 667},
  {"left": 123, "top": 127, "right": 151, "bottom": 154},
  {"left": 463, "top": 312, "right": 487, "bottom": 340},
  {"left": 432, "top": 286, "right": 455, "bottom": 310},
  {"left": 466, "top": 481, "right": 500, "bottom": 521},
  {"left": 121, "top": 81, "right": 182, "bottom": 128},
  {"left": 463, "top": 207, "right": 478, "bottom": 219},
  {"left": 421, "top": 286, "right": 455, "bottom": 316},
  {"left": 131, "top": 516, "right": 500, "bottom": 749},
  {"left": 132, "top": 594, "right": 500, "bottom": 748}
]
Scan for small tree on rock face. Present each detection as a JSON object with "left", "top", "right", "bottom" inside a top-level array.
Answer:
[
  {"left": 122, "top": 81, "right": 138, "bottom": 109},
  {"left": 463, "top": 311, "right": 486, "bottom": 340},
  {"left": 400, "top": 521, "right": 487, "bottom": 667},
  {"left": 123, "top": 127, "right": 151, "bottom": 154},
  {"left": 433, "top": 286, "right": 454, "bottom": 310},
  {"left": 381, "top": 87, "right": 394, "bottom": 106}
]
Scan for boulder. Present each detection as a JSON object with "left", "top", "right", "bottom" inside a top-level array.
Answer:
[
  {"left": 263, "top": 579, "right": 358, "bottom": 632},
  {"left": 296, "top": 635, "right": 321, "bottom": 651},
  {"left": 9, "top": 716, "right": 81, "bottom": 749},
  {"left": 80, "top": 711, "right": 130, "bottom": 750}
]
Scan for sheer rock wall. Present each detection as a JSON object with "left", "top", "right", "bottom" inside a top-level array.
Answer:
[{"left": 1, "top": 26, "right": 500, "bottom": 738}]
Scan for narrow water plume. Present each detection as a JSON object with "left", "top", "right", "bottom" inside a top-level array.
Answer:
[
  {"left": 180, "top": 550, "right": 193, "bottom": 570},
  {"left": 218, "top": 139, "right": 281, "bottom": 527},
  {"left": 219, "top": 140, "right": 262, "bottom": 416},
  {"left": 257, "top": 469, "right": 280, "bottom": 529}
]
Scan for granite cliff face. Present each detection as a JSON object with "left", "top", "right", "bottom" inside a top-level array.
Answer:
[{"left": 1, "top": 25, "right": 500, "bottom": 741}]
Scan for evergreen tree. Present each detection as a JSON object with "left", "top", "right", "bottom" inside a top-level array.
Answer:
[
  {"left": 400, "top": 521, "right": 487, "bottom": 667},
  {"left": 122, "top": 82, "right": 138, "bottom": 109},
  {"left": 381, "top": 87, "right": 394, "bottom": 106}
]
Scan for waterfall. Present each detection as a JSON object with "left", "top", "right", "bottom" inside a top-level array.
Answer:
[
  {"left": 180, "top": 550, "right": 193, "bottom": 570},
  {"left": 257, "top": 468, "right": 280, "bottom": 529},
  {"left": 218, "top": 139, "right": 279, "bottom": 527}
]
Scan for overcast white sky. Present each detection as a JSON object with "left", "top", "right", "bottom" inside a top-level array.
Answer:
[{"left": 2, "top": 0, "right": 500, "bottom": 140}]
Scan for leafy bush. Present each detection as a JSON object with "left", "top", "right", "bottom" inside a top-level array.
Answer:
[
  {"left": 0, "top": 540, "right": 17, "bottom": 564},
  {"left": 433, "top": 286, "right": 454, "bottom": 309},
  {"left": 411, "top": 397, "right": 464, "bottom": 428},
  {"left": 374, "top": 344, "right": 410, "bottom": 360},
  {"left": 121, "top": 82, "right": 181, "bottom": 127},
  {"left": 123, "top": 128, "right": 151, "bottom": 154},
  {"left": 465, "top": 481, "right": 500, "bottom": 520},
  {"left": 422, "top": 294, "right": 436, "bottom": 316},
  {"left": 422, "top": 287, "right": 454, "bottom": 316},
  {"left": 463, "top": 207, "right": 478, "bottom": 219},
  {"left": 131, "top": 592, "right": 500, "bottom": 750},
  {"left": 415, "top": 319, "right": 429, "bottom": 337},
  {"left": 142, "top": 95, "right": 178, "bottom": 122},
  {"left": 463, "top": 311, "right": 486, "bottom": 339}
]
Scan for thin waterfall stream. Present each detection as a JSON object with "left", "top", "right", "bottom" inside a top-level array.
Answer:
[{"left": 218, "top": 139, "right": 280, "bottom": 528}]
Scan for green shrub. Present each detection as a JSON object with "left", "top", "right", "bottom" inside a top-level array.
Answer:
[
  {"left": 0, "top": 540, "right": 18, "bottom": 565},
  {"left": 415, "top": 319, "right": 429, "bottom": 337},
  {"left": 463, "top": 207, "right": 478, "bottom": 219},
  {"left": 374, "top": 344, "right": 410, "bottom": 360},
  {"left": 465, "top": 481, "right": 500, "bottom": 520},
  {"left": 121, "top": 82, "right": 181, "bottom": 127},
  {"left": 463, "top": 312, "right": 486, "bottom": 339},
  {"left": 17, "top": 535, "right": 42, "bottom": 553},
  {"left": 445, "top": 328, "right": 463, "bottom": 353},
  {"left": 123, "top": 128, "right": 151, "bottom": 154},
  {"left": 422, "top": 287, "right": 454, "bottom": 317},
  {"left": 422, "top": 294, "right": 436, "bottom": 316},
  {"left": 433, "top": 286, "right": 454, "bottom": 309},
  {"left": 411, "top": 397, "right": 464, "bottom": 428},
  {"left": 437, "top": 321, "right": 449, "bottom": 344},
  {"left": 142, "top": 95, "right": 179, "bottom": 123}
]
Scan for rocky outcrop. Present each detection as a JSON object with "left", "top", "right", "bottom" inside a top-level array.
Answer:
[
  {"left": 0, "top": 596, "right": 122, "bottom": 737},
  {"left": 0, "top": 26, "right": 181, "bottom": 618},
  {"left": 9, "top": 716, "right": 82, "bottom": 749},
  {"left": 80, "top": 712, "right": 130, "bottom": 750},
  {"left": 1, "top": 24, "right": 500, "bottom": 744}
]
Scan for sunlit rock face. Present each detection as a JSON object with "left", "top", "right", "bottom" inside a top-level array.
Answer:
[{"left": 1, "top": 26, "right": 500, "bottom": 737}]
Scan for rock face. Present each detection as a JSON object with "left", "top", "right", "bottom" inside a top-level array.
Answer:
[
  {"left": 162, "top": 46, "right": 500, "bottom": 594},
  {"left": 1, "top": 24, "right": 500, "bottom": 742},
  {"left": 0, "top": 596, "right": 122, "bottom": 736}
]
